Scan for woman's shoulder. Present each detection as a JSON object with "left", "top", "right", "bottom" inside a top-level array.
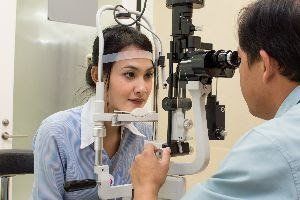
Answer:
[
  {"left": 42, "top": 106, "right": 82, "bottom": 125},
  {"left": 34, "top": 106, "right": 83, "bottom": 144}
]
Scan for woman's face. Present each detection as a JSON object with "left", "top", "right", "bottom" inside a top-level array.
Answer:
[{"left": 106, "top": 45, "right": 154, "bottom": 112}]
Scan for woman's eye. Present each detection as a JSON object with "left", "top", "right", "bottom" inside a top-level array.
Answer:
[
  {"left": 145, "top": 71, "right": 154, "bottom": 79},
  {"left": 124, "top": 71, "right": 135, "bottom": 79}
]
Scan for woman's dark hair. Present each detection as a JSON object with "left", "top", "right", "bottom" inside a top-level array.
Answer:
[
  {"left": 238, "top": 0, "right": 300, "bottom": 82},
  {"left": 86, "top": 25, "right": 153, "bottom": 88}
]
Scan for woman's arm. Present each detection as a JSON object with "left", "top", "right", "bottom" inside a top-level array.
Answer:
[{"left": 32, "top": 122, "right": 66, "bottom": 200}]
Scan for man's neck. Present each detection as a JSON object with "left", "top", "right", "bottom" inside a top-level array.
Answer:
[{"left": 264, "top": 80, "right": 299, "bottom": 119}]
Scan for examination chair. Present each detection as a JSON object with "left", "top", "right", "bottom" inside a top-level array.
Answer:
[{"left": 0, "top": 149, "right": 33, "bottom": 200}]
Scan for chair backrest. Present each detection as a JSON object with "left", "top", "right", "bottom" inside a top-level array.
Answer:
[{"left": 0, "top": 149, "right": 33, "bottom": 176}]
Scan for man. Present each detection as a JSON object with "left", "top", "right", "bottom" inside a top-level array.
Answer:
[{"left": 130, "top": 0, "right": 300, "bottom": 199}]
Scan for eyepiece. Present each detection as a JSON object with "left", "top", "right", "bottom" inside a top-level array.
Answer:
[
  {"left": 205, "top": 50, "right": 240, "bottom": 69},
  {"left": 226, "top": 51, "right": 240, "bottom": 67}
]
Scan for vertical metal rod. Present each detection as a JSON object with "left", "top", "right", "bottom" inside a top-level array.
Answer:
[
  {"left": 153, "top": 64, "right": 159, "bottom": 140},
  {"left": 167, "top": 42, "right": 174, "bottom": 145},
  {"left": 94, "top": 136, "right": 103, "bottom": 166},
  {"left": 1, "top": 177, "right": 10, "bottom": 200},
  {"left": 136, "top": 0, "right": 142, "bottom": 31},
  {"left": 94, "top": 124, "right": 106, "bottom": 167}
]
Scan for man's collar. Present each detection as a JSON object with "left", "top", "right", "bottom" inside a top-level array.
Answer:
[
  {"left": 80, "top": 96, "right": 146, "bottom": 149},
  {"left": 275, "top": 85, "right": 300, "bottom": 118}
]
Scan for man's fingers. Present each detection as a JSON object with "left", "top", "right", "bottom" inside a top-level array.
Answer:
[
  {"left": 144, "top": 143, "right": 157, "bottom": 153},
  {"left": 160, "top": 147, "right": 171, "bottom": 166}
]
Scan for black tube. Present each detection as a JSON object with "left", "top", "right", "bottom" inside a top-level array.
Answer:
[
  {"left": 64, "top": 179, "right": 97, "bottom": 192},
  {"left": 136, "top": 0, "right": 142, "bottom": 31},
  {"left": 167, "top": 41, "right": 175, "bottom": 146}
]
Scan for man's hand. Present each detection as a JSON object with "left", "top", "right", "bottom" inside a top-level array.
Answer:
[{"left": 130, "top": 144, "right": 171, "bottom": 200}]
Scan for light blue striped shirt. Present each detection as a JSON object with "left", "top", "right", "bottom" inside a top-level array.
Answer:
[
  {"left": 182, "top": 86, "right": 300, "bottom": 200},
  {"left": 32, "top": 98, "right": 152, "bottom": 200}
]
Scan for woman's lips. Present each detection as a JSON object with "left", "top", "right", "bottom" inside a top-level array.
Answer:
[{"left": 129, "top": 99, "right": 144, "bottom": 105}]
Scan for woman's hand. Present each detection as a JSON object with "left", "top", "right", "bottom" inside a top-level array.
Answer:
[{"left": 130, "top": 144, "right": 171, "bottom": 200}]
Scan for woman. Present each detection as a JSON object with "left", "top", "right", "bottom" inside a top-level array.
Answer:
[{"left": 32, "top": 25, "right": 154, "bottom": 199}]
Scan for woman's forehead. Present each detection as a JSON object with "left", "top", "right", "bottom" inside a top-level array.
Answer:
[
  {"left": 113, "top": 58, "right": 154, "bottom": 71},
  {"left": 103, "top": 50, "right": 153, "bottom": 64}
]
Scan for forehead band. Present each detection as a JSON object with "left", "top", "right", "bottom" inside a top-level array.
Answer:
[{"left": 102, "top": 50, "right": 153, "bottom": 64}]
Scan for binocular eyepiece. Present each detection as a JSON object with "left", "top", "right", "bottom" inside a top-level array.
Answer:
[
  {"left": 204, "top": 50, "right": 240, "bottom": 69},
  {"left": 178, "top": 49, "right": 240, "bottom": 82}
]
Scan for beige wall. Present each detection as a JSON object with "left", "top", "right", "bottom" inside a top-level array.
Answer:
[{"left": 154, "top": 0, "right": 264, "bottom": 189}]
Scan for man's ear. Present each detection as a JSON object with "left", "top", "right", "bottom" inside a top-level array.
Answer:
[
  {"left": 259, "top": 50, "right": 278, "bottom": 84},
  {"left": 91, "top": 66, "right": 98, "bottom": 83}
]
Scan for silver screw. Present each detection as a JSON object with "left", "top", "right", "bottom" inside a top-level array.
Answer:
[
  {"left": 183, "top": 119, "right": 193, "bottom": 129},
  {"left": 2, "top": 119, "right": 9, "bottom": 126},
  {"left": 221, "top": 130, "right": 228, "bottom": 137}
]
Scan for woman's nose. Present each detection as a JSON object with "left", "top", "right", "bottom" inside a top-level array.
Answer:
[{"left": 133, "top": 80, "right": 148, "bottom": 96}]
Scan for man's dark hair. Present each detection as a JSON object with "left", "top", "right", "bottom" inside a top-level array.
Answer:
[
  {"left": 238, "top": 0, "right": 300, "bottom": 82},
  {"left": 86, "top": 25, "right": 153, "bottom": 88}
]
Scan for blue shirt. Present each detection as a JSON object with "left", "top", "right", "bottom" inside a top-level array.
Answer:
[
  {"left": 182, "top": 86, "right": 300, "bottom": 200},
  {"left": 32, "top": 98, "right": 152, "bottom": 200}
]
